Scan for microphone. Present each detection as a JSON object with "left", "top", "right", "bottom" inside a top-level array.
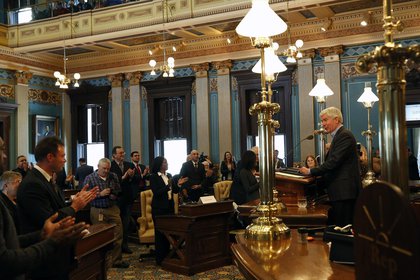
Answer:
[
  {"left": 313, "top": 129, "right": 327, "bottom": 135},
  {"left": 284, "top": 134, "right": 314, "bottom": 164}
]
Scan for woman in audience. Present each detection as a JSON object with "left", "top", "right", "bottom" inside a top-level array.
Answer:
[
  {"left": 304, "top": 154, "right": 318, "bottom": 169},
  {"left": 220, "top": 151, "right": 236, "bottom": 181},
  {"left": 150, "top": 157, "right": 179, "bottom": 265},
  {"left": 229, "top": 150, "right": 259, "bottom": 205}
]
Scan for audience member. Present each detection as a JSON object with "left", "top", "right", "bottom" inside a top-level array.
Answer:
[
  {"left": 229, "top": 150, "right": 260, "bottom": 205},
  {"left": 74, "top": 157, "right": 94, "bottom": 187},
  {"left": 130, "top": 151, "right": 149, "bottom": 193},
  {"left": 220, "top": 151, "right": 236, "bottom": 180},
  {"left": 274, "top": 149, "right": 285, "bottom": 171},
  {"left": 55, "top": 167, "right": 74, "bottom": 190},
  {"left": 149, "top": 156, "right": 179, "bottom": 265},
  {"left": 110, "top": 146, "right": 135, "bottom": 254},
  {"left": 0, "top": 171, "right": 22, "bottom": 232},
  {"left": 299, "top": 107, "right": 362, "bottom": 227},
  {"left": 179, "top": 150, "right": 215, "bottom": 202},
  {"left": 13, "top": 155, "right": 28, "bottom": 178},
  {"left": 408, "top": 147, "right": 420, "bottom": 180},
  {"left": 17, "top": 136, "right": 98, "bottom": 279},
  {"left": 84, "top": 158, "right": 129, "bottom": 268}
]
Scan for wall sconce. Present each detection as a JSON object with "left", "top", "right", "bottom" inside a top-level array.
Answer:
[{"left": 357, "top": 82, "right": 379, "bottom": 187}]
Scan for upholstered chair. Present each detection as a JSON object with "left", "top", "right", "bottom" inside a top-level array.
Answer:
[
  {"left": 213, "top": 180, "right": 233, "bottom": 201},
  {"left": 137, "top": 189, "right": 155, "bottom": 244}
]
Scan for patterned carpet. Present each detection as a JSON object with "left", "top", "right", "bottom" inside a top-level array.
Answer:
[{"left": 108, "top": 243, "right": 245, "bottom": 280}]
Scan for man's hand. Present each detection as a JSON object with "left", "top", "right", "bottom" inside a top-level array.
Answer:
[
  {"left": 298, "top": 167, "right": 311, "bottom": 175},
  {"left": 71, "top": 185, "right": 99, "bottom": 212},
  {"left": 99, "top": 188, "right": 111, "bottom": 197},
  {"left": 178, "top": 177, "right": 188, "bottom": 186},
  {"left": 123, "top": 168, "right": 135, "bottom": 180},
  {"left": 191, "top": 184, "right": 202, "bottom": 190},
  {"left": 42, "top": 213, "right": 89, "bottom": 244},
  {"left": 205, "top": 169, "right": 213, "bottom": 177}
]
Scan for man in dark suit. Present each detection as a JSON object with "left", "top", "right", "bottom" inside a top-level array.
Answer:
[
  {"left": 130, "top": 151, "right": 149, "bottom": 193},
  {"left": 74, "top": 157, "right": 94, "bottom": 187},
  {"left": 17, "top": 137, "right": 98, "bottom": 279},
  {"left": 179, "top": 150, "right": 215, "bottom": 202},
  {"left": 299, "top": 107, "right": 361, "bottom": 227},
  {"left": 13, "top": 155, "right": 28, "bottom": 178},
  {"left": 110, "top": 145, "right": 135, "bottom": 254}
]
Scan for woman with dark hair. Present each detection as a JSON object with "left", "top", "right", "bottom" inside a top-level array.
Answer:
[
  {"left": 229, "top": 150, "right": 260, "bottom": 205},
  {"left": 150, "top": 156, "right": 179, "bottom": 265},
  {"left": 220, "top": 151, "right": 236, "bottom": 181},
  {"left": 304, "top": 154, "right": 318, "bottom": 169}
]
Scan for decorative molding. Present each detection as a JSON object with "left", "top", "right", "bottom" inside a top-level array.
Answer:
[
  {"left": 291, "top": 69, "right": 298, "bottom": 86},
  {"left": 125, "top": 71, "right": 142, "bottom": 86},
  {"left": 302, "top": 48, "right": 316, "bottom": 59},
  {"left": 191, "top": 63, "right": 210, "bottom": 78},
  {"left": 231, "top": 77, "right": 238, "bottom": 92},
  {"left": 318, "top": 45, "right": 344, "bottom": 57},
  {"left": 28, "top": 89, "right": 61, "bottom": 105},
  {"left": 108, "top": 90, "right": 112, "bottom": 102},
  {"left": 341, "top": 62, "right": 377, "bottom": 79},
  {"left": 141, "top": 86, "right": 148, "bottom": 101},
  {"left": 192, "top": 80, "right": 196, "bottom": 96},
  {"left": 0, "top": 84, "right": 14, "bottom": 99},
  {"left": 210, "top": 78, "right": 218, "bottom": 93},
  {"left": 15, "top": 71, "right": 33, "bottom": 84},
  {"left": 212, "top": 59, "right": 232, "bottom": 76},
  {"left": 123, "top": 87, "right": 130, "bottom": 100},
  {"left": 107, "top": 73, "right": 124, "bottom": 87},
  {"left": 314, "top": 66, "right": 325, "bottom": 81}
]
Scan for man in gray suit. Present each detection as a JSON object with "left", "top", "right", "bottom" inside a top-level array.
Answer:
[{"left": 299, "top": 107, "right": 362, "bottom": 226}]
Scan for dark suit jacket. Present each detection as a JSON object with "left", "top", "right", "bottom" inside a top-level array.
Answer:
[
  {"left": 150, "top": 173, "right": 177, "bottom": 215},
  {"left": 16, "top": 168, "right": 76, "bottom": 279},
  {"left": 0, "top": 198, "right": 58, "bottom": 280},
  {"left": 229, "top": 168, "right": 260, "bottom": 205},
  {"left": 110, "top": 160, "right": 136, "bottom": 205},
  {"left": 129, "top": 162, "right": 148, "bottom": 193},
  {"left": 74, "top": 164, "right": 94, "bottom": 187},
  {"left": 179, "top": 161, "right": 212, "bottom": 201},
  {"left": 0, "top": 192, "right": 19, "bottom": 233},
  {"left": 310, "top": 126, "right": 362, "bottom": 201}
]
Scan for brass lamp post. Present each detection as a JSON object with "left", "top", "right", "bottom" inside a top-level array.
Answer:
[
  {"left": 357, "top": 82, "right": 379, "bottom": 187},
  {"left": 308, "top": 76, "right": 334, "bottom": 164},
  {"left": 356, "top": 0, "right": 420, "bottom": 195},
  {"left": 236, "top": 0, "right": 290, "bottom": 248}
]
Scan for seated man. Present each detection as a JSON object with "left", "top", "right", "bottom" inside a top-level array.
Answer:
[{"left": 179, "top": 150, "right": 215, "bottom": 202}]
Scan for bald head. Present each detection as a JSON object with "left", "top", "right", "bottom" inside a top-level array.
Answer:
[{"left": 190, "top": 150, "right": 199, "bottom": 162}]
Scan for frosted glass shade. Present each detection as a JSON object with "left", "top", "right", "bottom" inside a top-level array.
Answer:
[
  {"left": 357, "top": 83, "right": 378, "bottom": 108},
  {"left": 236, "top": 0, "right": 287, "bottom": 38},
  {"left": 252, "top": 47, "right": 287, "bottom": 75},
  {"left": 308, "top": 78, "right": 334, "bottom": 97}
]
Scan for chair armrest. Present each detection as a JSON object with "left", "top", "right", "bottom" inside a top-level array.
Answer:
[{"left": 138, "top": 217, "right": 148, "bottom": 235}]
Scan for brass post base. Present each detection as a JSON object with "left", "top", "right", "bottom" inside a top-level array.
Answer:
[{"left": 362, "top": 171, "right": 376, "bottom": 188}]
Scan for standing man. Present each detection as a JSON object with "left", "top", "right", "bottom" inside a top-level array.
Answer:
[
  {"left": 179, "top": 150, "right": 215, "bottom": 202},
  {"left": 110, "top": 146, "right": 135, "bottom": 254},
  {"left": 130, "top": 151, "right": 149, "bottom": 193},
  {"left": 299, "top": 107, "right": 361, "bottom": 227},
  {"left": 84, "top": 158, "right": 129, "bottom": 268},
  {"left": 0, "top": 171, "right": 22, "bottom": 232},
  {"left": 17, "top": 137, "right": 98, "bottom": 279},
  {"left": 13, "top": 155, "right": 28, "bottom": 178},
  {"left": 74, "top": 157, "right": 94, "bottom": 187}
]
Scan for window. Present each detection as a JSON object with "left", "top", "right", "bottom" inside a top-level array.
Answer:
[
  {"left": 18, "top": 8, "right": 32, "bottom": 24},
  {"left": 255, "top": 134, "right": 286, "bottom": 159},
  {"left": 163, "top": 139, "right": 187, "bottom": 175}
]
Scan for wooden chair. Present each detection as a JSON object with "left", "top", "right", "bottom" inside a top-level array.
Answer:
[
  {"left": 214, "top": 180, "right": 232, "bottom": 201},
  {"left": 137, "top": 189, "right": 155, "bottom": 261}
]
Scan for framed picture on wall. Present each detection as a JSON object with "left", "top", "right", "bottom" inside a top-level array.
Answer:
[{"left": 33, "top": 115, "right": 59, "bottom": 149}]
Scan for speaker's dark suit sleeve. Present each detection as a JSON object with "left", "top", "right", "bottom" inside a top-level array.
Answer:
[{"left": 17, "top": 169, "right": 76, "bottom": 233}]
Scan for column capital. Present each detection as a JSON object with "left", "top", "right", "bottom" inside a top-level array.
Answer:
[
  {"left": 212, "top": 60, "right": 232, "bottom": 76},
  {"left": 15, "top": 71, "right": 33, "bottom": 85},
  {"left": 191, "top": 63, "right": 210, "bottom": 78},
  {"left": 125, "top": 71, "right": 142, "bottom": 86},
  {"left": 318, "top": 45, "right": 344, "bottom": 57},
  {"left": 302, "top": 48, "right": 316, "bottom": 59},
  {"left": 107, "top": 74, "right": 124, "bottom": 87}
]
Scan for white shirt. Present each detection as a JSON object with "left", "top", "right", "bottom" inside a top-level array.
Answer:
[
  {"left": 158, "top": 172, "right": 171, "bottom": 200},
  {"left": 34, "top": 164, "right": 52, "bottom": 182}
]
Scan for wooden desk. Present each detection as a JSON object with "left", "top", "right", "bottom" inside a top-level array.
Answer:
[
  {"left": 155, "top": 201, "right": 234, "bottom": 275},
  {"left": 232, "top": 230, "right": 355, "bottom": 280},
  {"left": 274, "top": 172, "right": 315, "bottom": 204},
  {"left": 69, "top": 224, "right": 116, "bottom": 280},
  {"left": 237, "top": 199, "right": 329, "bottom": 228}
]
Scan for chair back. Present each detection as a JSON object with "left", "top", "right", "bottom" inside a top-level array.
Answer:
[
  {"left": 214, "top": 180, "right": 232, "bottom": 201},
  {"left": 137, "top": 189, "right": 154, "bottom": 244}
]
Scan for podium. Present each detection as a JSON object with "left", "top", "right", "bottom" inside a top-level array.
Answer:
[
  {"left": 155, "top": 200, "right": 234, "bottom": 275},
  {"left": 275, "top": 172, "right": 315, "bottom": 205},
  {"left": 69, "top": 224, "right": 115, "bottom": 280}
]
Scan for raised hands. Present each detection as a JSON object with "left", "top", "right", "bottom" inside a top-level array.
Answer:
[
  {"left": 42, "top": 213, "right": 89, "bottom": 243},
  {"left": 70, "top": 184, "right": 99, "bottom": 212}
]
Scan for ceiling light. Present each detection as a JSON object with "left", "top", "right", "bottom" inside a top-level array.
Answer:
[
  {"left": 320, "top": 18, "right": 332, "bottom": 32},
  {"left": 227, "top": 38, "right": 231, "bottom": 44},
  {"left": 360, "top": 11, "right": 372, "bottom": 27},
  {"left": 53, "top": 41, "right": 80, "bottom": 89},
  {"left": 280, "top": 0, "right": 304, "bottom": 64}
]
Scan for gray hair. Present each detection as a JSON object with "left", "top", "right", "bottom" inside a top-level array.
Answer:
[
  {"left": 98, "top": 158, "right": 111, "bottom": 167},
  {"left": 0, "top": 171, "right": 22, "bottom": 191},
  {"left": 320, "top": 107, "right": 343, "bottom": 123}
]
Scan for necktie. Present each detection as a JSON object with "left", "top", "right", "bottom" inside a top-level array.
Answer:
[
  {"left": 136, "top": 164, "right": 142, "bottom": 176},
  {"left": 194, "top": 162, "right": 198, "bottom": 169},
  {"left": 119, "top": 162, "right": 124, "bottom": 172}
]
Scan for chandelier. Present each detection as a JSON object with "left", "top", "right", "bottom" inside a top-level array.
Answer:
[
  {"left": 149, "top": 0, "right": 175, "bottom": 78},
  {"left": 53, "top": 41, "right": 80, "bottom": 89},
  {"left": 280, "top": 0, "right": 304, "bottom": 63}
]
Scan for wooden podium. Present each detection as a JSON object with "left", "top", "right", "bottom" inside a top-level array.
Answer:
[
  {"left": 274, "top": 172, "right": 315, "bottom": 205},
  {"left": 69, "top": 224, "right": 116, "bottom": 280},
  {"left": 155, "top": 200, "right": 234, "bottom": 275}
]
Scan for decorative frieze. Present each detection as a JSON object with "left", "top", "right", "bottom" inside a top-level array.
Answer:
[
  {"left": 302, "top": 48, "right": 316, "bottom": 59},
  {"left": 191, "top": 63, "right": 210, "bottom": 78},
  {"left": 125, "top": 71, "right": 142, "bottom": 86},
  {"left": 107, "top": 74, "right": 124, "bottom": 87},
  {"left": 123, "top": 88, "right": 130, "bottom": 100},
  {"left": 0, "top": 84, "right": 14, "bottom": 99},
  {"left": 28, "top": 89, "right": 61, "bottom": 105},
  {"left": 210, "top": 78, "right": 218, "bottom": 92},
  {"left": 341, "top": 62, "right": 377, "bottom": 79},
  {"left": 15, "top": 71, "right": 33, "bottom": 84},
  {"left": 212, "top": 60, "right": 232, "bottom": 76},
  {"left": 318, "top": 45, "right": 344, "bottom": 57}
]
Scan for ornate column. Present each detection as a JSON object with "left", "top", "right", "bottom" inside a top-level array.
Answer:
[
  {"left": 108, "top": 74, "right": 124, "bottom": 147},
  {"left": 125, "top": 71, "right": 142, "bottom": 153},
  {"left": 14, "top": 71, "right": 32, "bottom": 157},
  {"left": 297, "top": 50, "right": 315, "bottom": 162},
  {"left": 213, "top": 60, "right": 233, "bottom": 161},
  {"left": 319, "top": 45, "right": 344, "bottom": 110},
  {"left": 191, "top": 63, "right": 210, "bottom": 155}
]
